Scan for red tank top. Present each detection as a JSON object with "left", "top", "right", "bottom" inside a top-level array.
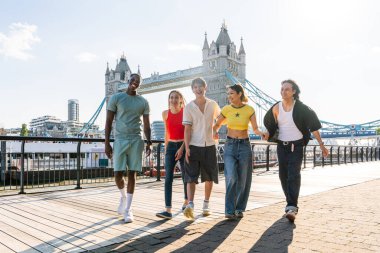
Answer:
[{"left": 166, "top": 108, "right": 184, "bottom": 140}]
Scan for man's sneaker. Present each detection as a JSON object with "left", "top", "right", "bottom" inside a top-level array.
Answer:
[
  {"left": 124, "top": 210, "right": 134, "bottom": 223},
  {"left": 117, "top": 197, "right": 127, "bottom": 215},
  {"left": 285, "top": 210, "right": 297, "bottom": 222},
  {"left": 156, "top": 211, "right": 172, "bottom": 220},
  {"left": 235, "top": 211, "right": 244, "bottom": 218},
  {"left": 202, "top": 201, "right": 210, "bottom": 216},
  {"left": 183, "top": 205, "right": 194, "bottom": 220},
  {"left": 225, "top": 213, "right": 235, "bottom": 220}
]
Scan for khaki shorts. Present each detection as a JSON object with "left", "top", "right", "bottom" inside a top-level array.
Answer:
[
  {"left": 184, "top": 145, "right": 218, "bottom": 184},
  {"left": 113, "top": 137, "right": 144, "bottom": 172}
]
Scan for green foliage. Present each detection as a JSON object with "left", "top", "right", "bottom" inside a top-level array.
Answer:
[
  {"left": 376, "top": 128, "right": 380, "bottom": 135},
  {"left": 20, "top": 123, "right": 29, "bottom": 136}
]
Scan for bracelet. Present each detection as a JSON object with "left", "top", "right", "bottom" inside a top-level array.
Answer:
[
  {"left": 319, "top": 142, "right": 324, "bottom": 145},
  {"left": 146, "top": 140, "right": 152, "bottom": 145}
]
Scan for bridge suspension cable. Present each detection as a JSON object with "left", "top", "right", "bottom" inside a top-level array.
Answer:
[{"left": 78, "top": 97, "right": 106, "bottom": 137}]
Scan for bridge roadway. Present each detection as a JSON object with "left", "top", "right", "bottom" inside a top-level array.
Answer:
[{"left": 0, "top": 162, "right": 379, "bottom": 252}]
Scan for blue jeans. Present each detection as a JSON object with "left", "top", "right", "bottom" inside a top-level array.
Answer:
[
  {"left": 164, "top": 141, "right": 187, "bottom": 208},
  {"left": 224, "top": 138, "right": 252, "bottom": 215},
  {"left": 277, "top": 141, "right": 304, "bottom": 211}
]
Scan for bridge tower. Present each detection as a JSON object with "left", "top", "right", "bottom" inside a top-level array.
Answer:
[
  {"left": 202, "top": 22, "right": 246, "bottom": 108},
  {"left": 105, "top": 54, "right": 133, "bottom": 102}
]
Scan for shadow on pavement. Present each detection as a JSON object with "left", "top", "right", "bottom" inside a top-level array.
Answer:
[
  {"left": 249, "top": 218, "right": 295, "bottom": 253},
  {"left": 172, "top": 218, "right": 241, "bottom": 253}
]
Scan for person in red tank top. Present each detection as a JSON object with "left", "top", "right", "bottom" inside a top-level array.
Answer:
[{"left": 156, "top": 90, "right": 188, "bottom": 219}]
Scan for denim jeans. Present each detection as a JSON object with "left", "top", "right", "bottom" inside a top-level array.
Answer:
[
  {"left": 164, "top": 141, "right": 187, "bottom": 208},
  {"left": 277, "top": 141, "right": 304, "bottom": 211},
  {"left": 224, "top": 138, "right": 252, "bottom": 215}
]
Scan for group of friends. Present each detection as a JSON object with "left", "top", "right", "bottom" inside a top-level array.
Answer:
[{"left": 104, "top": 74, "right": 329, "bottom": 224}]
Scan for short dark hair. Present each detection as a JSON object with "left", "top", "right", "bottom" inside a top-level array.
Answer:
[
  {"left": 281, "top": 79, "right": 300, "bottom": 99},
  {"left": 191, "top": 77, "right": 207, "bottom": 88},
  {"left": 129, "top": 73, "right": 141, "bottom": 82},
  {"left": 228, "top": 83, "right": 248, "bottom": 103}
]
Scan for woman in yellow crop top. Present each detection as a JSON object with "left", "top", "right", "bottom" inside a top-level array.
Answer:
[{"left": 213, "top": 83, "right": 267, "bottom": 219}]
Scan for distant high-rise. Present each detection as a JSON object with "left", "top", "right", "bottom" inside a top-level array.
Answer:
[{"left": 68, "top": 99, "right": 79, "bottom": 122}]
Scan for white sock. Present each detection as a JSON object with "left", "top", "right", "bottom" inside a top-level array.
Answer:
[
  {"left": 203, "top": 200, "right": 209, "bottom": 209},
  {"left": 125, "top": 193, "right": 133, "bottom": 211},
  {"left": 119, "top": 187, "right": 126, "bottom": 198}
]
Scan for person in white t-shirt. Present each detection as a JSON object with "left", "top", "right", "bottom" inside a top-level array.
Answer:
[{"left": 182, "top": 77, "right": 221, "bottom": 220}]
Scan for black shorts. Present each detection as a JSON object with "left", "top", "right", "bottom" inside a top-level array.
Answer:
[{"left": 184, "top": 145, "right": 218, "bottom": 184}]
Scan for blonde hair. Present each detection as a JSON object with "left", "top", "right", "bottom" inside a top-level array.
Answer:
[{"left": 168, "top": 90, "right": 186, "bottom": 108}]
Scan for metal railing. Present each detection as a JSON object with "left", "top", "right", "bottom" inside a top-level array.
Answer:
[{"left": 0, "top": 136, "right": 379, "bottom": 195}]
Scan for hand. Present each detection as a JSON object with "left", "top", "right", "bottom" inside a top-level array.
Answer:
[
  {"left": 262, "top": 132, "right": 269, "bottom": 141},
  {"left": 105, "top": 142, "right": 113, "bottom": 159},
  {"left": 145, "top": 144, "right": 152, "bottom": 157},
  {"left": 175, "top": 148, "right": 183, "bottom": 161},
  {"left": 185, "top": 148, "right": 190, "bottom": 164},
  {"left": 321, "top": 145, "right": 329, "bottom": 158}
]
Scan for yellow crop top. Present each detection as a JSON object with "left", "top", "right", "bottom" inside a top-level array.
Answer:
[{"left": 220, "top": 104, "right": 255, "bottom": 130}]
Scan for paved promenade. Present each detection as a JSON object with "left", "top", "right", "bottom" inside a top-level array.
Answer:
[{"left": 0, "top": 162, "right": 379, "bottom": 252}]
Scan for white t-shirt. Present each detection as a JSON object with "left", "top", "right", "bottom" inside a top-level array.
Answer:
[{"left": 183, "top": 98, "right": 221, "bottom": 147}]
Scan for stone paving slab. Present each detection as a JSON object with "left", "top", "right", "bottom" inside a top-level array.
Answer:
[{"left": 92, "top": 179, "right": 380, "bottom": 252}]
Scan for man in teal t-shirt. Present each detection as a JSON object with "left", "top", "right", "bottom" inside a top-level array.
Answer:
[{"left": 105, "top": 73, "right": 152, "bottom": 223}]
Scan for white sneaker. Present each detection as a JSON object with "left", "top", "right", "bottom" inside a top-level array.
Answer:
[
  {"left": 202, "top": 201, "right": 210, "bottom": 216},
  {"left": 285, "top": 210, "right": 297, "bottom": 222},
  {"left": 124, "top": 210, "right": 134, "bottom": 223},
  {"left": 117, "top": 197, "right": 127, "bottom": 215}
]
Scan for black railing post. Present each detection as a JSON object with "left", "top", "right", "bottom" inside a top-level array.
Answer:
[
  {"left": 361, "top": 147, "right": 364, "bottom": 162},
  {"left": 344, "top": 147, "right": 347, "bottom": 164},
  {"left": 322, "top": 149, "right": 325, "bottom": 167},
  {"left": 330, "top": 146, "right": 333, "bottom": 166},
  {"left": 76, "top": 141, "right": 82, "bottom": 189},
  {"left": 156, "top": 143, "right": 161, "bottom": 181},
  {"left": 303, "top": 145, "right": 306, "bottom": 169},
  {"left": 313, "top": 146, "right": 316, "bottom": 167},
  {"left": 350, "top": 147, "right": 353, "bottom": 163},
  {"left": 19, "top": 140, "right": 26, "bottom": 194},
  {"left": 356, "top": 147, "right": 359, "bottom": 163},
  {"left": 375, "top": 147, "right": 378, "bottom": 161},
  {"left": 0, "top": 141, "right": 6, "bottom": 183},
  {"left": 266, "top": 145, "right": 270, "bottom": 171},
  {"left": 337, "top": 146, "right": 340, "bottom": 165},
  {"left": 370, "top": 147, "right": 373, "bottom": 161},
  {"left": 366, "top": 147, "right": 369, "bottom": 161}
]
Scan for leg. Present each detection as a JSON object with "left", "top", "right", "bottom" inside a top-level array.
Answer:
[
  {"left": 277, "top": 145, "right": 289, "bottom": 202},
  {"left": 223, "top": 141, "right": 238, "bottom": 215},
  {"left": 286, "top": 145, "right": 303, "bottom": 210},
  {"left": 115, "top": 171, "right": 125, "bottom": 189},
  {"left": 235, "top": 141, "right": 253, "bottom": 213},
  {"left": 164, "top": 143, "right": 176, "bottom": 212},
  {"left": 126, "top": 170, "right": 136, "bottom": 194},
  {"left": 179, "top": 152, "right": 188, "bottom": 207}
]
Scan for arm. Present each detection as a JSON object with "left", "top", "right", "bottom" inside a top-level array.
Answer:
[
  {"left": 184, "top": 124, "right": 192, "bottom": 164},
  {"left": 250, "top": 113, "right": 267, "bottom": 139},
  {"left": 105, "top": 110, "right": 115, "bottom": 159},
  {"left": 312, "top": 130, "right": 329, "bottom": 157},
  {"left": 143, "top": 114, "right": 152, "bottom": 156},
  {"left": 213, "top": 114, "right": 225, "bottom": 139}
]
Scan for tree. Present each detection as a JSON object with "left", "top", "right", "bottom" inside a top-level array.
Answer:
[
  {"left": 376, "top": 128, "right": 380, "bottom": 135},
  {"left": 20, "top": 123, "right": 29, "bottom": 136}
]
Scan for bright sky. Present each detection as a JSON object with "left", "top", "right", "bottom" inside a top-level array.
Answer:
[{"left": 0, "top": 0, "right": 379, "bottom": 129}]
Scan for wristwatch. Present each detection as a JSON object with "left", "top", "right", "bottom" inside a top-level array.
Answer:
[{"left": 146, "top": 140, "right": 153, "bottom": 146}]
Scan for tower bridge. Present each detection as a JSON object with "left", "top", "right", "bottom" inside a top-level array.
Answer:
[{"left": 91, "top": 23, "right": 380, "bottom": 139}]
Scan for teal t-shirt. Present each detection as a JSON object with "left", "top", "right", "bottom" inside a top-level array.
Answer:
[{"left": 107, "top": 92, "right": 150, "bottom": 139}]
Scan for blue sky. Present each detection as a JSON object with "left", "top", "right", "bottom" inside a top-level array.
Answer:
[{"left": 0, "top": 0, "right": 379, "bottom": 129}]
